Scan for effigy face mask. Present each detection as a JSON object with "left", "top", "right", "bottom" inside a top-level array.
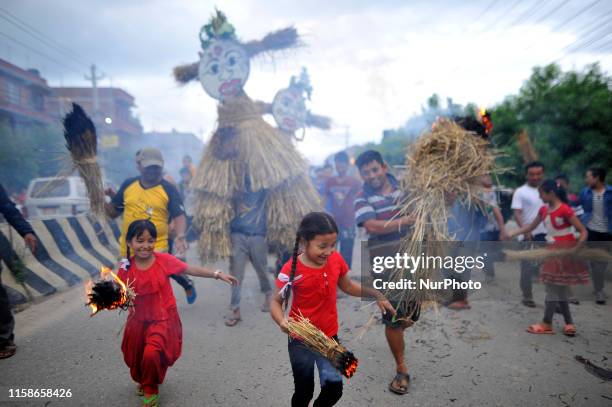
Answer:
[
  {"left": 272, "top": 87, "right": 307, "bottom": 132},
  {"left": 198, "top": 39, "right": 250, "bottom": 101}
]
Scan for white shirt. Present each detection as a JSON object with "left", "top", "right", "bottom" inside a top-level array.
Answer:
[{"left": 511, "top": 184, "right": 547, "bottom": 237}]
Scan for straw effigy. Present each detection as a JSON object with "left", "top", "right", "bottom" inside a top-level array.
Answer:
[
  {"left": 288, "top": 314, "right": 358, "bottom": 378},
  {"left": 62, "top": 103, "right": 105, "bottom": 216},
  {"left": 395, "top": 119, "right": 500, "bottom": 305},
  {"left": 517, "top": 130, "right": 538, "bottom": 164},
  {"left": 174, "top": 12, "right": 320, "bottom": 262}
]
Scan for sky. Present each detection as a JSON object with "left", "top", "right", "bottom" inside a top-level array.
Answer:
[{"left": 1, "top": 0, "right": 611, "bottom": 164}]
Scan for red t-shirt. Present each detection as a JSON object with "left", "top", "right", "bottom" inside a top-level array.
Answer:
[
  {"left": 276, "top": 251, "right": 349, "bottom": 337},
  {"left": 538, "top": 203, "right": 576, "bottom": 241},
  {"left": 118, "top": 252, "right": 188, "bottom": 321}
]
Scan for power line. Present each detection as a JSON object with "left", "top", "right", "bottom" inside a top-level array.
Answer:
[
  {"left": 0, "top": 31, "right": 82, "bottom": 75},
  {"left": 501, "top": 0, "right": 554, "bottom": 30},
  {"left": 532, "top": 0, "right": 572, "bottom": 25},
  {"left": 550, "top": 0, "right": 603, "bottom": 32},
  {"left": 0, "top": 7, "right": 89, "bottom": 68}
]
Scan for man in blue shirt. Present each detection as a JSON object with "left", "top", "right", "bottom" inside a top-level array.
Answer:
[{"left": 579, "top": 167, "right": 612, "bottom": 305}]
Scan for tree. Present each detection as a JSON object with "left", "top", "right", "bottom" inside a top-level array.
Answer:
[{"left": 491, "top": 63, "right": 612, "bottom": 188}]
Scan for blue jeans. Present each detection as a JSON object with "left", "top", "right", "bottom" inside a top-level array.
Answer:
[
  {"left": 288, "top": 338, "right": 343, "bottom": 407},
  {"left": 520, "top": 233, "right": 547, "bottom": 299},
  {"left": 338, "top": 227, "right": 355, "bottom": 269}
]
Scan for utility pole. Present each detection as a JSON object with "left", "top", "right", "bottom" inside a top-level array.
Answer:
[
  {"left": 344, "top": 125, "right": 350, "bottom": 150},
  {"left": 84, "top": 64, "right": 104, "bottom": 119}
]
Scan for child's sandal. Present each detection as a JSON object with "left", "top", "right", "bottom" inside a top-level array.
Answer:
[
  {"left": 527, "top": 323, "right": 554, "bottom": 334},
  {"left": 141, "top": 394, "right": 159, "bottom": 407},
  {"left": 563, "top": 324, "right": 577, "bottom": 337},
  {"left": 136, "top": 386, "right": 144, "bottom": 397}
]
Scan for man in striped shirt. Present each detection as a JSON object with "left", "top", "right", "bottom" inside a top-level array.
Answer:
[
  {"left": 579, "top": 167, "right": 612, "bottom": 305},
  {"left": 354, "top": 150, "right": 416, "bottom": 395}
]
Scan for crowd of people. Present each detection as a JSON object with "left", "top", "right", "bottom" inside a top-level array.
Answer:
[{"left": 0, "top": 142, "right": 609, "bottom": 407}]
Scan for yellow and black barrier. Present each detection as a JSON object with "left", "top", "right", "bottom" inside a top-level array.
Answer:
[{"left": 0, "top": 215, "right": 120, "bottom": 306}]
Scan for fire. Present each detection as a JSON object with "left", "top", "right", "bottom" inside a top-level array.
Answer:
[
  {"left": 478, "top": 107, "right": 493, "bottom": 135},
  {"left": 86, "top": 266, "right": 133, "bottom": 316},
  {"left": 345, "top": 359, "right": 359, "bottom": 378}
]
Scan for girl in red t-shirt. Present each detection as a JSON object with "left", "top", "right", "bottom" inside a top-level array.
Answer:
[
  {"left": 118, "top": 220, "right": 237, "bottom": 406},
  {"left": 270, "top": 212, "right": 394, "bottom": 407},
  {"left": 509, "top": 180, "right": 588, "bottom": 336}
]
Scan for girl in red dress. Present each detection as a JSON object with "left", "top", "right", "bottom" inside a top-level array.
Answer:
[
  {"left": 270, "top": 212, "right": 394, "bottom": 407},
  {"left": 509, "top": 180, "right": 588, "bottom": 336},
  {"left": 118, "top": 219, "right": 237, "bottom": 406}
]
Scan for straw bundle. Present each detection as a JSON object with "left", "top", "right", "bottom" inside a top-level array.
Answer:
[
  {"left": 86, "top": 277, "right": 135, "bottom": 316},
  {"left": 504, "top": 247, "right": 612, "bottom": 262},
  {"left": 396, "top": 119, "right": 500, "bottom": 304},
  {"left": 517, "top": 130, "right": 538, "bottom": 163},
  {"left": 244, "top": 27, "right": 299, "bottom": 58},
  {"left": 306, "top": 113, "right": 332, "bottom": 130},
  {"left": 62, "top": 103, "right": 105, "bottom": 216},
  {"left": 173, "top": 63, "right": 198, "bottom": 84},
  {"left": 288, "top": 314, "right": 358, "bottom": 378}
]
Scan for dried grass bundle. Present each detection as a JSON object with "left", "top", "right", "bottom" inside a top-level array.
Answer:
[
  {"left": 517, "top": 130, "right": 538, "bottom": 163},
  {"left": 504, "top": 247, "right": 612, "bottom": 262},
  {"left": 396, "top": 119, "right": 500, "bottom": 304},
  {"left": 173, "top": 63, "right": 199, "bottom": 84},
  {"left": 288, "top": 314, "right": 358, "bottom": 378},
  {"left": 244, "top": 27, "right": 299, "bottom": 58},
  {"left": 62, "top": 103, "right": 105, "bottom": 216},
  {"left": 86, "top": 268, "right": 135, "bottom": 316}
]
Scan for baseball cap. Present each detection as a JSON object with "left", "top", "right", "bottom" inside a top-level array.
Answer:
[{"left": 137, "top": 147, "right": 164, "bottom": 168}]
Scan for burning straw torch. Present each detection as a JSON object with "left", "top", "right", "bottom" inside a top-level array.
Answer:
[{"left": 86, "top": 267, "right": 136, "bottom": 316}]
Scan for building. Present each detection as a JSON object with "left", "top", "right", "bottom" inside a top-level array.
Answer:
[
  {"left": 0, "top": 58, "right": 55, "bottom": 127},
  {"left": 49, "top": 87, "right": 143, "bottom": 138}
]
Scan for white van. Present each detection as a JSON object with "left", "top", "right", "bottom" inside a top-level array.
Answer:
[{"left": 25, "top": 176, "right": 90, "bottom": 219}]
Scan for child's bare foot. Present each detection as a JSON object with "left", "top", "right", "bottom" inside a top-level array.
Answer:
[{"left": 225, "top": 308, "right": 241, "bottom": 326}]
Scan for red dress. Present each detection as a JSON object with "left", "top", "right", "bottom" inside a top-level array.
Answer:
[
  {"left": 539, "top": 204, "right": 589, "bottom": 286},
  {"left": 118, "top": 253, "right": 187, "bottom": 394}
]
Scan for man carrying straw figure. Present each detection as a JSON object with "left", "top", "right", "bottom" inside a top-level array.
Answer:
[{"left": 173, "top": 10, "right": 320, "bottom": 323}]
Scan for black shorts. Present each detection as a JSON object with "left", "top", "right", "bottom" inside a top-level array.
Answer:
[{"left": 382, "top": 299, "right": 420, "bottom": 328}]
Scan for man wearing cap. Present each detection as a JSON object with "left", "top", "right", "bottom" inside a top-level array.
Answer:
[{"left": 105, "top": 147, "right": 196, "bottom": 303}]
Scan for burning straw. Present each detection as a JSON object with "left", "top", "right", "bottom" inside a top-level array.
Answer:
[
  {"left": 288, "top": 314, "right": 358, "bottom": 378},
  {"left": 86, "top": 267, "right": 135, "bottom": 316},
  {"left": 396, "top": 119, "right": 501, "bottom": 305},
  {"left": 62, "top": 103, "right": 105, "bottom": 216}
]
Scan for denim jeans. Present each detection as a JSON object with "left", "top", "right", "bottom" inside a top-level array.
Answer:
[
  {"left": 480, "top": 230, "right": 500, "bottom": 277},
  {"left": 0, "top": 268, "right": 15, "bottom": 347},
  {"left": 229, "top": 233, "right": 271, "bottom": 310},
  {"left": 338, "top": 227, "right": 355, "bottom": 269},
  {"left": 288, "top": 338, "right": 343, "bottom": 407},
  {"left": 520, "top": 233, "right": 547, "bottom": 299}
]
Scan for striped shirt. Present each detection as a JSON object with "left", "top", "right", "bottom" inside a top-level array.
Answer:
[
  {"left": 354, "top": 174, "right": 406, "bottom": 243},
  {"left": 588, "top": 190, "right": 608, "bottom": 233}
]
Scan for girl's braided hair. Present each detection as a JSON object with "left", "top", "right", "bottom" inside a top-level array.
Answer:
[{"left": 283, "top": 212, "right": 338, "bottom": 310}]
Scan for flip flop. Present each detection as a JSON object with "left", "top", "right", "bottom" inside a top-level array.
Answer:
[
  {"left": 527, "top": 323, "right": 554, "bottom": 334},
  {"left": 225, "top": 311, "right": 241, "bottom": 327},
  {"left": 389, "top": 372, "right": 410, "bottom": 395},
  {"left": 141, "top": 393, "right": 159, "bottom": 407},
  {"left": 563, "top": 324, "right": 577, "bottom": 337}
]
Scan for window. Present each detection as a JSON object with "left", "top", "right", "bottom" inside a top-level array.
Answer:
[
  {"left": 6, "top": 81, "right": 20, "bottom": 105},
  {"left": 30, "top": 179, "right": 70, "bottom": 198},
  {"left": 30, "top": 90, "right": 44, "bottom": 111}
]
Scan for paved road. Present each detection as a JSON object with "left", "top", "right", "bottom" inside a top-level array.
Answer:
[{"left": 1, "top": 248, "right": 611, "bottom": 407}]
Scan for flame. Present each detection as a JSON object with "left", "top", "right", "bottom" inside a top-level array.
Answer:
[
  {"left": 345, "top": 359, "right": 359, "bottom": 378},
  {"left": 478, "top": 107, "right": 493, "bottom": 135},
  {"left": 86, "top": 266, "right": 130, "bottom": 316}
]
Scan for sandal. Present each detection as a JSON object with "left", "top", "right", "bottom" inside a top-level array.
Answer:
[
  {"left": 389, "top": 372, "right": 410, "bottom": 395},
  {"left": 141, "top": 394, "right": 159, "bottom": 407},
  {"left": 0, "top": 344, "right": 16, "bottom": 359},
  {"left": 136, "top": 386, "right": 144, "bottom": 397},
  {"left": 563, "top": 324, "right": 577, "bottom": 337},
  {"left": 527, "top": 323, "right": 554, "bottom": 334},
  {"left": 225, "top": 310, "right": 241, "bottom": 327}
]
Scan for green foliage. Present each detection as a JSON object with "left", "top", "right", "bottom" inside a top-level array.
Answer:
[
  {"left": 491, "top": 63, "right": 612, "bottom": 189},
  {"left": 0, "top": 119, "right": 66, "bottom": 193}
]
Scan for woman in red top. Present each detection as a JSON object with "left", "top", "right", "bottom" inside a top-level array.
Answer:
[
  {"left": 270, "top": 212, "right": 394, "bottom": 407},
  {"left": 509, "top": 180, "right": 588, "bottom": 336},
  {"left": 118, "top": 220, "right": 237, "bottom": 406}
]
